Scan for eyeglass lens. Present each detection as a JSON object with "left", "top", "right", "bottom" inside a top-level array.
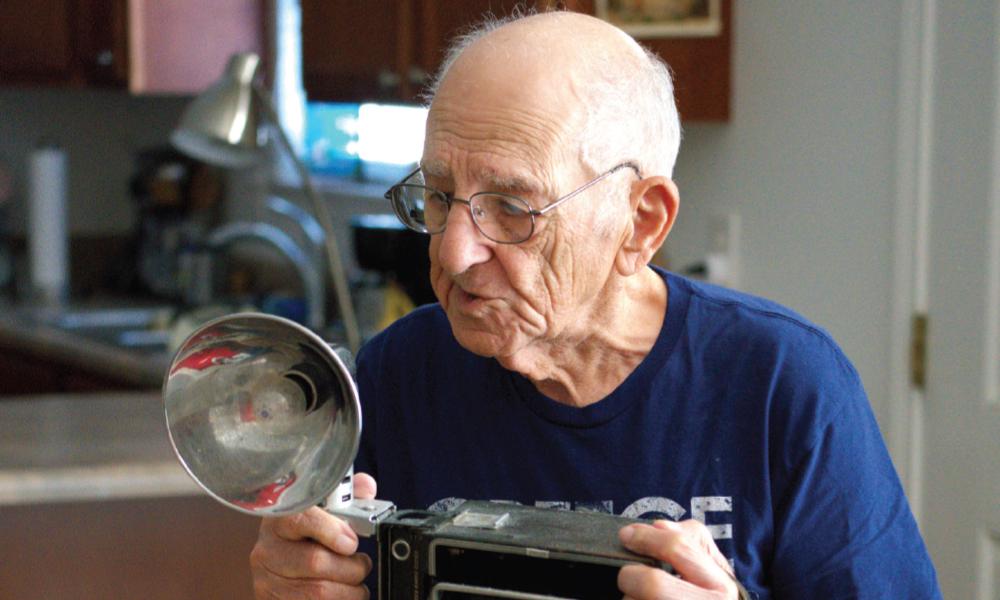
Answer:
[{"left": 390, "top": 184, "right": 535, "bottom": 243}]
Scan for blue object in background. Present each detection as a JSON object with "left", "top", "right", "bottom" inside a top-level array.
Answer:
[
  {"left": 261, "top": 293, "right": 308, "bottom": 326},
  {"left": 303, "top": 102, "right": 360, "bottom": 177},
  {"left": 304, "top": 101, "right": 428, "bottom": 182}
]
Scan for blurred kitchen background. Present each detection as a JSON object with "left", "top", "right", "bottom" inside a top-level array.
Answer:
[{"left": 1, "top": 1, "right": 998, "bottom": 599}]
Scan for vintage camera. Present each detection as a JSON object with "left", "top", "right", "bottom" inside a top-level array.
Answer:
[
  {"left": 163, "top": 314, "right": 662, "bottom": 600},
  {"left": 379, "top": 501, "right": 661, "bottom": 600}
]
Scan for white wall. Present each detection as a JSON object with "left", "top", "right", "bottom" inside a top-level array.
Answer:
[
  {"left": 0, "top": 89, "right": 188, "bottom": 236},
  {"left": 667, "top": 2, "right": 904, "bottom": 428}
]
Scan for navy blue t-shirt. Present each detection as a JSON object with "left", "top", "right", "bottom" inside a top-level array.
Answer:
[{"left": 355, "top": 267, "right": 940, "bottom": 598}]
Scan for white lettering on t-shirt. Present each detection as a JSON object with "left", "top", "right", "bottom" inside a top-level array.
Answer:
[
  {"left": 691, "top": 495, "right": 734, "bottom": 540},
  {"left": 621, "top": 496, "right": 688, "bottom": 521}
]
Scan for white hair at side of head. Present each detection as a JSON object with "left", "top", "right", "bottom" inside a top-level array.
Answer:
[
  {"left": 422, "top": 9, "right": 682, "bottom": 180},
  {"left": 579, "top": 34, "right": 682, "bottom": 180}
]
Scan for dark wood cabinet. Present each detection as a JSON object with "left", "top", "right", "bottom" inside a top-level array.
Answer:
[
  {"left": 0, "top": 0, "right": 73, "bottom": 83},
  {"left": 302, "top": 0, "right": 526, "bottom": 104},
  {"left": 301, "top": 0, "right": 731, "bottom": 121},
  {"left": 0, "top": 0, "right": 263, "bottom": 94},
  {"left": 566, "top": 0, "right": 732, "bottom": 121},
  {"left": 76, "top": 0, "right": 131, "bottom": 87},
  {"left": 0, "top": 0, "right": 127, "bottom": 87},
  {"left": 301, "top": 1, "right": 408, "bottom": 102}
]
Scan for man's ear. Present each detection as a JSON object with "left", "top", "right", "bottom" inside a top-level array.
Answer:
[{"left": 615, "top": 176, "right": 679, "bottom": 276}]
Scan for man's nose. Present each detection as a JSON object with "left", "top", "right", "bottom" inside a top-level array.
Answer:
[{"left": 434, "top": 199, "right": 493, "bottom": 275}]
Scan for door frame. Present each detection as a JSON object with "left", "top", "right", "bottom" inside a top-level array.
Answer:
[
  {"left": 889, "top": 1, "right": 1000, "bottom": 597},
  {"left": 887, "top": 0, "right": 937, "bottom": 522}
]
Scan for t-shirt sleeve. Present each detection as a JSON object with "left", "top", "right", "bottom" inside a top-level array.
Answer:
[{"left": 767, "top": 345, "right": 940, "bottom": 598}]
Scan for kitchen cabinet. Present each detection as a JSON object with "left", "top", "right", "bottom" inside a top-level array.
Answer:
[
  {"left": 565, "top": 0, "right": 732, "bottom": 121},
  {"left": 302, "top": 0, "right": 532, "bottom": 103},
  {"left": 301, "top": 0, "right": 731, "bottom": 121},
  {"left": 0, "top": 0, "right": 128, "bottom": 87},
  {"left": 0, "top": 0, "right": 264, "bottom": 94}
]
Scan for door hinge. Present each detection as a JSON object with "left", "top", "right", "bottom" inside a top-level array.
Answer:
[{"left": 910, "top": 313, "right": 928, "bottom": 389}]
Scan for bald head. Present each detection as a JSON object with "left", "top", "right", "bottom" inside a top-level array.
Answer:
[
  {"left": 446, "top": 12, "right": 639, "bottom": 82},
  {"left": 426, "top": 10, "right": 681, "bottom": 178}
]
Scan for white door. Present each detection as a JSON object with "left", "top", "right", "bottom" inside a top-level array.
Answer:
[{"left": 914, "top": 0, "right": 1000, "bottom": 597}]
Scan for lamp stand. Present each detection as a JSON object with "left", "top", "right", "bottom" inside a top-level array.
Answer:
[{"left": 253, "top": 84, "right": 362, "bottom": 354}]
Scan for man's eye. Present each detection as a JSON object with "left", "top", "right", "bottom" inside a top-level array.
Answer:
[{"left": 497, "top": 198, "right": 529, "bottom": 217}]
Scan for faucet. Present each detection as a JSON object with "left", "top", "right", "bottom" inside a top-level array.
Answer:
[{"left": 205, "top": 218, "right": 325, "bottom": 331}]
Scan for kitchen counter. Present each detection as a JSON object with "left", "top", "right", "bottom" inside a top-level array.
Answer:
[
  {"left": 0, "top": 392, "right": 200, "bottom": 505},
  {"left": 0, "top": 391, "right": 263, "bottom": 600}
]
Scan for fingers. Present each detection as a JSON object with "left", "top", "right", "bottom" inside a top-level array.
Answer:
[
  {"left": 619, "top": 563, "right": 685, "bottom": 599},
  {"left": 250, "top": 533, "right": 372, "bottom": 582},
  {"left": 619, "top": 519, "right": 737, "bottom": 596},
  {"left": 251, "top": 509, "right": 374, "bottom": 600},
  {"left": 249, "top": 474, "right": 383, "bottom": 599},
  {"left": 618, "top": 564, "right": 736, "bottom": 600},
  {"left": 252, "top": 568, "right": 370, "bottom": 600},
  {"left": 266, "top": 506, "right": 359, "bottom": 555},
  {"left": 647, "top": 520, "right": 734, "bottom": 579},
  {"left": 353, "top": 472, "right": 377, "bottom": 500}
]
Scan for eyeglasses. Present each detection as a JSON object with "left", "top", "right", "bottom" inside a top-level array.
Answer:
[{"left": 384, "top": 162, "right": 642, "bottom": 244}]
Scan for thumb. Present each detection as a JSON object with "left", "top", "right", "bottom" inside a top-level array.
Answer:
[{"left": 354, "top": 471, "right": 377, "bottom": 500}]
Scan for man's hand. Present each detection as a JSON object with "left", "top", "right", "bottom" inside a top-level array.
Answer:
[
  {"left": 249, "top": 473, "right": 378, "bottom": 599},
  {"left": 618, "top": 519, "right": 742, "bottom": 600}
]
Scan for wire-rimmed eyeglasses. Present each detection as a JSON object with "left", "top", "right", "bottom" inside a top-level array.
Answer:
[{"left": 383, "top": 162, "right": 642, "bottom": 244}]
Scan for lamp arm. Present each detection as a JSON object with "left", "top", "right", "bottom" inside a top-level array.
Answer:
[{"left": 252, "top": 83, "right": 362, "bottom": 354}]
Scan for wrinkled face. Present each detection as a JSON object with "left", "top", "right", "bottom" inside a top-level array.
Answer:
[{"left": 423, "top": 52, "right": 632, "bottom": 359}]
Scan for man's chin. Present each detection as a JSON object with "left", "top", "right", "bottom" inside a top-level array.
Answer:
[
  {"left": 446, "top": 316, "right": 513, "bottom": 358},
  {"left": 450, "top": 327, "right": 504, "bottom": 358}
]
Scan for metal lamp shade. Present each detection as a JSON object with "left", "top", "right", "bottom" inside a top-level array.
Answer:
[
  {"left": 170, "top": 53, "right": 263, "bottom": 168},
  {"left": 163, "top": 313, "right": 361, "bottom": 515}
]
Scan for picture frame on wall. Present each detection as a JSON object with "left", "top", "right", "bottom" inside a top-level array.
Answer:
[{"left": 595, "top": 0, "right": 722, "bottom": 38}]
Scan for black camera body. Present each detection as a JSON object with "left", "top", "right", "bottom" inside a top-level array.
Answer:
[{"left": 377, "top": 500, "right": 664, "bottom": 599}]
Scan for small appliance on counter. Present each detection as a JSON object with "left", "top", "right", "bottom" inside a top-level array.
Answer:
[{"left": 130, "top": 147, "right": 224, "bottom": 303}]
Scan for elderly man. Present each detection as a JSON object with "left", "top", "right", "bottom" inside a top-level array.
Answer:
[{"left": 250, "top": 10, "right": 940, "bottom": 599}]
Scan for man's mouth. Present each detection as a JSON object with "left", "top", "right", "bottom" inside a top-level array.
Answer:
[{"left": 453, "top": 286, "right": 486, "bottom": 310}]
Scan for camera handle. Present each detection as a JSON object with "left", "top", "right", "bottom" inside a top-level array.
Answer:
[{"left": 322, "top": 466, "right": 397, "bottom": 537}]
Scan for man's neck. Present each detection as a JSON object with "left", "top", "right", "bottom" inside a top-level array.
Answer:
[{"left": 497, "top": 268, "right": 667, "bottom": 407}]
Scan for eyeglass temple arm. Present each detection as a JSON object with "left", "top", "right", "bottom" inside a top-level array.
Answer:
[
  {"left": 384, "top": 167, "right": 423, "bottom": 199},
  {"left": 533, "top": 162, "right": 642, "bottom": 216}
]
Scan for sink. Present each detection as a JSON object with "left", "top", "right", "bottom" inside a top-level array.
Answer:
[{"left": 41, "top": 305, "right": 175, "bottom": 354}]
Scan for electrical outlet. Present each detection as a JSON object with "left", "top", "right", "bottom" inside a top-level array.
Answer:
[{"left": 706, "top": 212, "right": 740, "bottom": 288}]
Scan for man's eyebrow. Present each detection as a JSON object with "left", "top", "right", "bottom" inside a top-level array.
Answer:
[
  {"left": 421, "top": 160, "right": 450, "bottom": 179},
  {"left": 420, "top": 161, "right": 544, "bottom": 195},
  {"left": 479, "top": 169, "right": 541, "bottom": 194}
]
